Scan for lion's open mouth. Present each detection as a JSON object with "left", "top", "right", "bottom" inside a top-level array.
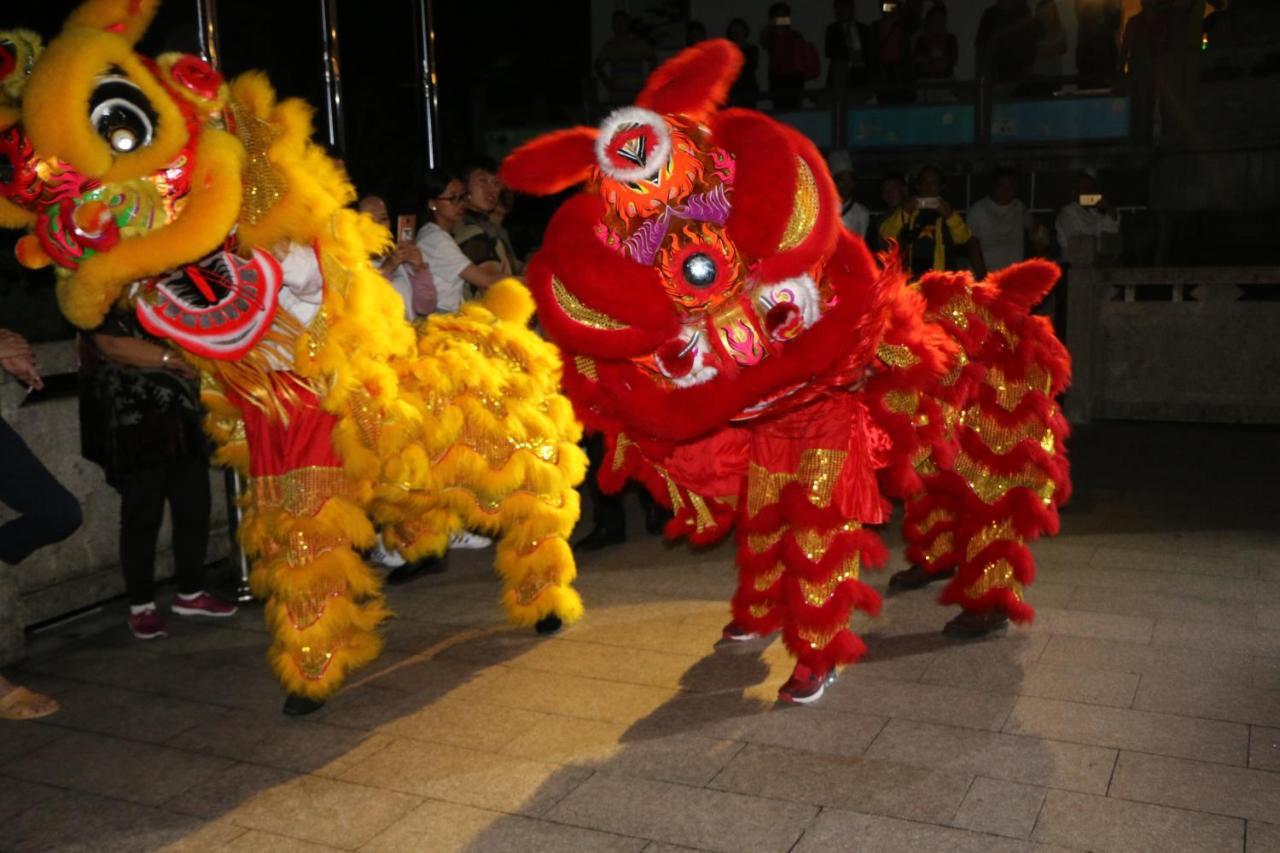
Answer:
[{"left": 135, "top": 246, "right": 283, "bottom": 360}]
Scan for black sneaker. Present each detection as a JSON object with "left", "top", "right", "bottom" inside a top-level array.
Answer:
[
  {"left": 535, "top": 613, "right": 563, "bottom": 635},
  {"left": 943, "top": 608, "right": 1010, "bottom": 638},
  {"left": 574, "top": 526, "right": 626, "bottom": 553},
  {"left": 282, "top": 693, "right": 325, "bottom": 716},
  {"left": 887, "top": 565, "right": 956, "bottom": 594}
]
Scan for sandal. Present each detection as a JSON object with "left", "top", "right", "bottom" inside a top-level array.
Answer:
[{"left": 0, "top": 685, "right": 60, "bottom": 720}]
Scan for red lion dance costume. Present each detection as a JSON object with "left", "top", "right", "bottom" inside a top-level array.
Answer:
[{"left": 502, "top": 42, "right": 1071, "bottom": 703}]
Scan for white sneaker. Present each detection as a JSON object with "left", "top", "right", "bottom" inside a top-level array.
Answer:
[
  {"left": 369, "top": 536, "right": 407, "bottom": 568},
  {"left": 449, "top": 532, "right": 492, "bottom": 550}
]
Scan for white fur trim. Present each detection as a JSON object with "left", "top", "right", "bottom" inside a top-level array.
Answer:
[{"left": 595, "top": 106, "right": 672, "bottom": 184}]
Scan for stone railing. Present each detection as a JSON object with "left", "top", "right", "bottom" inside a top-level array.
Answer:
[
  {"left": 0, "top": 340, "right": 230, "bottom": 664},
  {"left": 1065, "top": 263, "right": 1280, "bottom": 425}
]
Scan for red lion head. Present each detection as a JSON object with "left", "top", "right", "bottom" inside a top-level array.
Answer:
[{"left": 502, "top": 40, "right": 891, "bottom": 443}]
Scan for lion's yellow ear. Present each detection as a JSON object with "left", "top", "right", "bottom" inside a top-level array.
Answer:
[{"left": 66, "top": 0, "right": 161, "bottom": 46}]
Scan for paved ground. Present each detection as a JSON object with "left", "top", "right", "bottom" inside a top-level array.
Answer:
[{"left": 2, "top": 421, "right": 1279, "bottom": 853}]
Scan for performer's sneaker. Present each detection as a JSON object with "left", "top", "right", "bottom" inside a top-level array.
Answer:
[
  {"left": 943, "top": 608, "right": 1010, "bottom": 638},
  {"left": 777, "top": 663, "right": 836, "bottom": 705},
  {"left": 171, "top": 592, "right": 238, "bottom": 618},
  {"left": 449, "top": 532, "right": 492, "bottom": 550},
  {"left": 128, "top": 609, "right": 169, "bottom": 640},
  {"left": 887, "top": 565, "right": 956, "bottom": 594},
  {"left": 535, "top": 613, "right": 563, "bottom": 635},
  {"left": 282, "top": 693, "right": 325, "bottom": 717},
  {"left": 368, "top": 536, "right": 407, "bottom": 568},
  {"left": 720, "top": 621, "right": 760, "bottom": 642}
]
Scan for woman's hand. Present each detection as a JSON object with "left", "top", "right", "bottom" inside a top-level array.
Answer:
[{"left": 0, "top": 329, "right": 33, "bottom": 361}]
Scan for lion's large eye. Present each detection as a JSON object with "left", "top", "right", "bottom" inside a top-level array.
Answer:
[{"left": 89, "top": 75, "right": 157, "bottom": 154}]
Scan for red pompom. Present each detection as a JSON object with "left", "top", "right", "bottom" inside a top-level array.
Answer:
[
  {"left": 170, "top": 55, "right": 223, "bottom": 101},
  {"left": 765, "top": 301, "right": 803, "bottom": 341},
  {"left": 656, "top": 337, "right": 694, "bottom": 378}
]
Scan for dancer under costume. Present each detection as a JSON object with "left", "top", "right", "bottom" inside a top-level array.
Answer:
[
  {"left": 501, "top": 40, "right": 1071, "bottom": 704},
  {"left": 0, "top": 0, "right": 585, "bottom": 715}
]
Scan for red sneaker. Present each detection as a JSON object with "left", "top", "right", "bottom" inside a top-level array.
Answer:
[
  {"left": 777, "top": 663, "right": 836, "bottom": 705},
  {"left": 128, "top": 609, "right": 169, "bottom": 640},
  {"left": 171, "top": 592, "right": 238, "bottom": 618},
  {"left": 720, "top": 621, "right": 760, "bottom": 642}
]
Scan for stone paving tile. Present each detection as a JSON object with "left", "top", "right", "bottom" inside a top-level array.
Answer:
[
  {"left": 0, "top": 715, "right": 59, "bottom": 764},
  {"left": 708, "top": 743, "right": 973, "bottom": 824},
  {"left": 1250, "top": 726, "right": 1280, "bottom": 772},
  {"left": 1135, "top": 673, "right": 1280, "bottom": 728},
  {"left": 921, "top": 641, "right": 1139, "bottom": 708},
  {"left": 1152, "top": 619, "right": 1280, "bottom": 658},
  {"left": 496, "top": 713, "right": 745, "bottom": 787},
  {"left": 1025, "top": 607, "right": 1155, "bottom": 644},
  {"left": 464, "top": 666, "right": 679, "bottom": 726},
  {"left": 1038, "top": 634, "right": 1261, "bottom": 688},
  {"left": 1030, "top": 789, "right": 1243, "bottom": 853},
  {"left": 820, "top": 671, "right": 1017, "bottom": 732},
  {"left": 1109, "top": 751, "right": 1280, "bottom": 824},
  {"left": 336, "top": 736, "right": 591, "bottom": 817},
  {"left": 1005, "top": 695, "right": 1249, "bottom": 765},
  {"left": 0, "top": 777, "right": 60, "bottom": 824},
  {"left": 358, "top": 798, "right": 648, "bottom": 853},
  {"left": 950, "top": 777, "right": 1047, "bottom": 839},
  {"left": 33, "top": 680, "right": 226, "bottom": 745},
  {"left": 790, "top": 808, "right": 1055, "bottom": 853},
  {"left": 1038, "top": 562, "right": 1263, "bottom": 603},
  {"left": 1068, "top": 586, "right": 1246, "bottom": 626},
  {"left": 865, "top": 719, "right": 1116, "bottom": 794},
  {"left": 155, "top": 818, "right": 249, "bottom": 851},
  {"left": 699, "top": 703, "right": 888, "bottom": 759},
  {"left": 546, "top": 771, "right": 818, "bottom": 853},
  {"left": 447, "top": 634, "right": 706, "bottom": 691},
  {"left": 370, "top": 693, "right": 547, "bottom": 753},
  {"left": 1090, "top": 546, "right": 1257, "bottom": 579},
  {"left": 1, "top": 786, "right": 212, "bottom": 852},
  {"left": 219, "top": 829, "right": 342, "bottom": 852},
  {"left": 1250, "top": 821, "right": 1280, "bottom": 853},
  {"left": 5, "top": 730, "right": 233, "bottom": 806},
  {"left": 173, "top": 762, "right": 421, "bottom": 848}
]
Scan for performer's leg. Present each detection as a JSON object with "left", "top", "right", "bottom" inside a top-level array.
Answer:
[
  {"left": 578, "top": 433, "right": 626, "bottom": 551},
  {"left": 494, "top": 496, "right": 583, "bottom": 636},
  {"left": 728, "top": 522, "right": 786, "bottom": 641},
  {"left": 889, "top": 495, "right": 960, "bottom": 592}
]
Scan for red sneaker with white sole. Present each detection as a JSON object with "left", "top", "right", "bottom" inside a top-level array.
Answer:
[
  {"left": 720, "top": 621, "right": 760, "bottom": 642},
  {"left": 171, "top": 592, "right": 238, "bottom": 618},
  {"left": 128, "top": 609, "right": 169, "bottom": 640},
  {"left": 777, "top": 663, "right": 836, "bottom": 705}
]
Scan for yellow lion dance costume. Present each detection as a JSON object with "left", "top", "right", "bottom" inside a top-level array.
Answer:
[{"left": 0, "top": 0, "right": 585, "bottom": 709}]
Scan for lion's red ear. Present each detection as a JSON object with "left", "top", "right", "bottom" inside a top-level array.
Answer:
[
  {"left": 637, "top": 39, "right": 742, "bottom": 119},
  {"left": 500, "top": 126, "right": 598, "bottom": 196}
]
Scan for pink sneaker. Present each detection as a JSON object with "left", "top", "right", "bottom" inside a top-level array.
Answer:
[
  {"left": 777, "top": 663, "right": 837, "bottom": 705},
  {"left": 128, "top": 609, "right": 169, "bottom": 640},
  {"left": 171, "top": 592, "right": 238, "bottom": 618}
]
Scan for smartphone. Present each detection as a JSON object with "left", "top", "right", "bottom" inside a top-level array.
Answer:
[
  {"left": 1079, "top": 193, "right": 1102, "bottom": 207},
  {"left": 883, "top": 2, "right": 898, "bottom": 12},
  {"left": 396, "top": 214, "right": 417, "bottom": 243},
  {"left": 774, "top": 16, "right": 791, "bottom": 25},
  {"left": 917, "top": 196, "right": 940, "bottom": 210}
]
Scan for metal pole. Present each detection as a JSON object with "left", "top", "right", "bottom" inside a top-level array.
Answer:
[
  {"left": 413, "top": 0, "right": 441, "bottom": 169},
  {"left": 194, "top": 0, "right": 221, "bottom": 67},
  {"left": 319, "top": 0, "right": 346, "bottom": 153},
  {"left": 224, "top": 469, "right": 254, "bottom": 603}
]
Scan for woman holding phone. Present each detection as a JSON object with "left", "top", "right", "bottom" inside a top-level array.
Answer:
[{"left": 415, "top": 170, "right": 508, "bottom": 314}]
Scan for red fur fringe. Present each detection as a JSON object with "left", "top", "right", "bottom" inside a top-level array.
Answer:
[
  {"left": 499, "top": 127, "right": 598, "bottom": 196},
  {"left": 637, "top": 39, "right": 743, "bottom": 119}
]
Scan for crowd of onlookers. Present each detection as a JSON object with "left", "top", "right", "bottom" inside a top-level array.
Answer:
[{"left": 596, "top": 0, "right": 1138, "bottom": 107}]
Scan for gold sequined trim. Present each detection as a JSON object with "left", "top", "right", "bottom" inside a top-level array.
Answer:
[
  {"left": 965, "top": 520, "right": 1017, "bottom": 562},
  {"left": 294, "top": 642, "right": 339, "bottom": 681},
  {"left": 348, "top": 389, "right": 383, "bottom": 449},
  {"left": 746, "top": 449, "right": 847, "bottom": 517},
  {"left": 952, "top": 452, "right": 1056, "bottom": 505},
  {"left": 753, "top": 562, "right": 785, "bottom": 592},
  {"left": 883, "top": 388, "right": 920, "bottom": 415},
  {"left": 749, "top": 602, "right": 774, "bottom": 619},
  {"left": 612, "top": 433, "right": 633, "bottom": 472},
  {"left": 960, "top": 406, "right": 1055, "bottom": 456},
  {"left": 284, "top": 583, "right": 345, "bottom": 630},
  {"left": 779, "top": 157, "right": 819, "bottom": 251},
  {"left": 942, "top": 351, "right": 968, "bottom": 387},
  {"left": 965, "top": 558, "right": 1024, "bottom": 601},
  {"left": 229, "top": 99, "right": 288, "bottom": 225},
  {"left": 688, "top": 493, "right": 716, "bottom": 534},
  {"left": 924, "top": 531, "right": 954, "bottom": 564},
  {"left": 877, "top": 343, "right": 920, "bottom": 369},
  {"left": 574, "top": 355, "right": 598, "bottom": 381},
  {"left": 253, "top": 466, "right": 350, "bottom": 517},
  {"left": 797, "top": 625, "right": 841, "bottom": 650},
  {"left": 915, "top": 508, "right": 952, "bottom": 534},
  {"left": 515, "top": 569, "right": 560, "bottom": 606},
  {"left": 747, "top": 528, "right": 785, "bottom": 554},
  {"left": 798, "top": 556, "right": 860, "bottom": 607},
  {"left": 284, "top": 529, "right": 348, "bottom": 568},
  {"left": 552, "top": 276, "right": 628, "bottom": 330}
]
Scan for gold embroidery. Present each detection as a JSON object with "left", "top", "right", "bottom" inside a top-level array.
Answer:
[
  {"left": 965, "top": 558, "right": 1024, "bottom": 601},
  {"left": 612, "top": 433, "right": 633, "bottom": 472},
  {"left": 552, "top": 276, "right": 628, "bottom": 330},
  {"left": 348, "top": 389, "right": 382, "bottom": 449},
  {"left": 749, "top": 602, "right": 773, "bottom": 619},
  {"left": 253, "top": 466, "right": 350, "bottom": 517},
  {"left": 965, "top": 520, "right": 1017, "bottom": 562},
  {"left": 915, "top": 508, "right": 952, "bottom": 534},
  {"left": 924, "top": 531, "right": 954, "bottom": 563},
  {"left": 574, "top": 355, "right": 598, "bottom": 381},
  {"left": 688, "top": 493, "right": 716, "bottom": 533},
  {"left": 747, "top": 529, "right": 785, "bottom": 554},
  {"left": 943, "top": 351, "right": 968, "bottom": 387},
  {"left": 952, "top": 452, "right": 1056, "bottom": 505},
  {"left": 883, "top": 388, "right": 920, "bottom": 414},
  {"left": 779, "top": 157, "right": 819, "bottom": 251},
  {"left": 284, "top": 582, "right": 345, "bottom": 630},
  {"left": 753, "top": 562, "right": 785, "bottom": 592},
  {"left": 798, "top": 625, "right": 840, "bottom": 650},
  {"left": 284, "top": 529, "right": 348, "bottom": 567},
  {"left": 229, "top": 98, "right": 287, "bottom": 225},
  {"left": 295, "top": 643, "right": 338, "bottom": 681},
  {"left": 746, "top": 449, "right": 847, "bottom": 517},
  {"left": 959, "top": 406, "right": 1055, "bottom": 456},
  {"left": 877, "top": 343, "right": 920, "bottom": 369},
  {"left": 798, "top": 556, "right": 860, "bottom": 607},
  {"left": 515, "top": 570, "right": 558, "bottom": 606}
]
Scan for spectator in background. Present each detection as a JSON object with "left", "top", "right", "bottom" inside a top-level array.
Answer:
[
  {"left": 416, "top": 170, "right": 506, "bottom": 314},
  {"left": 1120, "top": 0, "right": 1173, "bottom": 141},
  {"left": 596, "top": 11, "right": 657, "bottom": 103},
  {"left": 879, "top": 165, "right": 983, "bottom": 278},
  {"left": 870, "top": 1, "right": 915, "bottom": 104},
  {"left": 686, "top": 20, "right": 708, "bottom": 46},
  {"left": 0, "top": 328, "right": 81, "bottom": 720},
  {"left": 967, "top": 168, "right": 1035, "bottom": 274},
  {"left": 875, "top": 172, "right": 910, "bottom": 252},
  {"left": 761, "top": 3, "right": 821, "bottom": 109},
  {"left": 80, "top": 311, "right": 234, "bottom": 642},
  {"left": 358, "top": 195, "right": 436, "bottom": 320},
  {"left": 727, "top": 18, "right": 761, "bottom": 105},
  {"left": 825, "top": 0, "right": 871, "bottom": 94},
  {"left": 976, "top": 0, "right": 1038, "bottom": 84},
  {"left": 829, "top": 149, "right": 869, "bottom": 241},
  {"left": 1030, "top": 0, "right": 1068, "bottom": 88},
  {"left": 913, "top": 2, "right": 959, "bottom": 100},
  {"left": 454, "top": 158, "right": 520, "bottom": 288},
  {"left": 1075, "top": 0, "right": 1123, "bottom": 87},
  {"left": 1056, "top": 172, "right": 1120, "bottom": 263}
]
